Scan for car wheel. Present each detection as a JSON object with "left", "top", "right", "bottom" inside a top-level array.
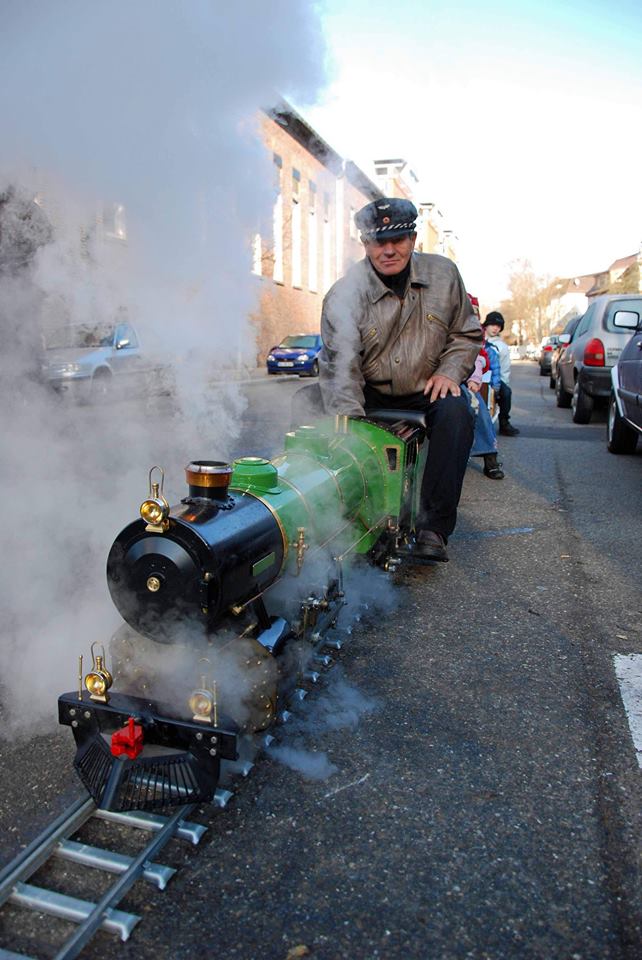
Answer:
[
  {"left": 91, "top": 370, "right": 112, "bottom": 402},
  {"left": 607, "top": 392, "right": 638, "bottom": 454},
  {"left": 309, "top": 360, "right": 319, "bottom": 378},
  {"left": 549, "top": 374, "right": 556, "bottom": 389},
  {"left": 555, "top": 372, "right": 572, "bottom": 408},
  {"left": 571, "top": 380, "right": 593, "bottom": 424}
]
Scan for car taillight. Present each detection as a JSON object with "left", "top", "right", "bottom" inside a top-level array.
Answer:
[
  {"left": 584, "top": 338, "right": 605, "bottom": 366},
  {"left": 544, "top": 345, "right": 553, "bottom": 352}
]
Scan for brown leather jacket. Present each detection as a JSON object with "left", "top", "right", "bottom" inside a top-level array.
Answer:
[{"left": 319, "top": 253, "right": 482, "bottom": 415}]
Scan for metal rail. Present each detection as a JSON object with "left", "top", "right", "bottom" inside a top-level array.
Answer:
[
  {"left": 0, "top": 605, "right": 349, "bottom": 960},
  {"left": 0, "top": 795, "right": 210, "bottom": 960}
]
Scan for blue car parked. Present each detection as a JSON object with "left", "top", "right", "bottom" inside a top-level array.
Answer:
[{"left": 266, "top": 334, "right": 322, "bottom": 377}]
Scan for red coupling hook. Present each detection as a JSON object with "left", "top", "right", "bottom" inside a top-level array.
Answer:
[{"left": 110, "top": 716, "right": 144, "bottom": 759}]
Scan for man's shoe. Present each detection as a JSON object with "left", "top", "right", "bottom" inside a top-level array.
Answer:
[
  {"left": 499, "top": 422, "right": 520, "bottom": 436},
  {"left": 483, "top": 454, "right": 505, "bottom": 480},
  {"left": 409, "top": 529, "right": 449, "bottom": 563}
]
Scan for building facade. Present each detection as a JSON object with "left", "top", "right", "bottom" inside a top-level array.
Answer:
[
  {"left": 252, "top": 101, "right": 382, "bottom": 359},
  {"left": 252, "top": 113, "right": 461, "bottom": 361}
]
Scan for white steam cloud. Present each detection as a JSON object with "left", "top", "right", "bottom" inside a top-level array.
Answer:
[
  {"left": 269, "top": 666, "right": 378, "bottom": 781},
  {"left": 0, "top": 1, "right": 326, "bottom": 732}
]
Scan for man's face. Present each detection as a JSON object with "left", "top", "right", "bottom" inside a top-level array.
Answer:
[
  {"left": 363, "top": 232, "right": 416, "bottom": 275},
  {"left": 485, "top": 323, "right": 502, "bottom": 337}
]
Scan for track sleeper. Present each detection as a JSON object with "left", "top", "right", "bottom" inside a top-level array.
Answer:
[
  {"left": 9, "top": 882, "right": 140, "bottom": 940},
  {"left": 55, "top": 839, "right": 176, "bottom": 889},
  {"left": 94, "top": 807, "right": 206, "bottom": 845}
]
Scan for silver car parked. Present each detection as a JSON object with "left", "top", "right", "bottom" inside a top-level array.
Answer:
[
  {"left": 41, "top": 319, "right": 146, "bottom": 402},
  {"left": 555, "top": 293, "right": 642, "bottom": 424}
]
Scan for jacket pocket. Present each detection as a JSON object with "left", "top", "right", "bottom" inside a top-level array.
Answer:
[
  {"left": 362, "top": 325, "right": 379, "bottom": 344},
  {"left": 420, "top": 315, "right": 448, "bottom": 363},
  {"left": 425, "top": 312, "right": 448, "bottom": 330},
  {"left": 360, "top": 326, "right": 380, "bottom": 380}
]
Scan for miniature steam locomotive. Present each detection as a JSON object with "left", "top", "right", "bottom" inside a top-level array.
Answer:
[{"left": 59, "top": 410, "right": 429, "bottom": 812}]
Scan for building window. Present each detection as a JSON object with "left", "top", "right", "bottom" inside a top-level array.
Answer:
[
  {"left": 349, "top": 206, "right": 356, "bottom": 240},
  {"left": 252, "top": 233, "right": 262, "bottom": 277},
  {"left": 335, "top": 178, "right": 344, "bottom": 279},
  {"left": 273, "top": 153, "right": 282, "bottom": 188},
  {"left": 309, "top": 180, "right": 316, "bottom": 210},
  {"left": 292, "top": 168, "right": 300, "bottom": 197},
  {"left": 308, "top": 209, "right": 317, "bottom": 293},
  {"left": 273, "top": 192, "right": 283, "bottom": 284},
  {"left": 323, "top": 192, "right": 330, "bottom": 221},
  {"left": 291, "top": 197, "right": 302, "bottom": 289},
  {"left": 103, "top": 202, "right": 127, "bottom": 241},
  {"left": 323, "top": 218, "right": 333, "bottom": 293}
]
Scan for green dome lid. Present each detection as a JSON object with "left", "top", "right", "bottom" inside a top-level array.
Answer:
[{"left": 231, "top": 457, "right": 281, "bottom": 494}]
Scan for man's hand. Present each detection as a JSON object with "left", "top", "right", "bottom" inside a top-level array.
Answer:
[
  {"left": 423, "top": 373, "right": 461, "bottom": 402},
  {"left": 467, "top": 379, "right": 481, "bottom": 394}
]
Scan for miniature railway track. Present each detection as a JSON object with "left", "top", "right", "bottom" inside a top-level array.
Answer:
[
  {"left": 0, "top": 625, "right": 346, "bottom": 960},
  {"left": 0, "top": 791, "right": 224, "bottom": 960}
]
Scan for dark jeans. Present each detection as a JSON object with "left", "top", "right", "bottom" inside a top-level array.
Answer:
[
  {"left": 498, "top": 381, "right": 512, "bottom": 424},
  {"left": 364, "top": 385, "right": 474, "bottom": 540}
]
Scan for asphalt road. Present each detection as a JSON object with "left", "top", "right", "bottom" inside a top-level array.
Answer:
[{"left": 1, "top": 363, "right": 641, "bottom": 960}]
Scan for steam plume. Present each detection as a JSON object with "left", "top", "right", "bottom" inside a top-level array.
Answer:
[{"left": 0, "top": 0, "right": 326, "bottom": 732}]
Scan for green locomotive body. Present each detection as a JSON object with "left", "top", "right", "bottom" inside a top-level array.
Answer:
[{"left": 60, "top": 411, "right": 429, "bottom": 812}]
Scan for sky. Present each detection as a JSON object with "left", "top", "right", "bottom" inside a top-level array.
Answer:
[{"left": 298, "top": 0, "right": 642, "bottom": 305}]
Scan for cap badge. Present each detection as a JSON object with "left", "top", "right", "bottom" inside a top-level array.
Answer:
[
  {"left": 382, "top": 216, "right": 390, "bottom": 224},
  {"left": 378, "top": 203, "right": 390, "bottom": 210}
]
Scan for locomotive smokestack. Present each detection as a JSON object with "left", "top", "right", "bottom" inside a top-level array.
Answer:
[{"left": 185, "top": 461, "right": 232, "bottom": 501}]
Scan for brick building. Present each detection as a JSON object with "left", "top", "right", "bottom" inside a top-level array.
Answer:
[{"left": 251, "top": 100, "right": 382, "bottom": 359}]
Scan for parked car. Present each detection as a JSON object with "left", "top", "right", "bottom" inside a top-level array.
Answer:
[
  {"left": 538, "top": 335, "right": 560, "bottom": 376},
  {"left": 607, "top": 314, "right": 642, "bottom": 453},
  {"left": 555, "top": 293, "right": 642, "bottom": 423},
  {"left": 266, "top": 334, "right": 322, "bottom": 377},
  {"left": 41, "top": 318, "right": 147, "bottom": 401},
  {"left": 549, "top": 314, "right": 583, "bottom": 388}
]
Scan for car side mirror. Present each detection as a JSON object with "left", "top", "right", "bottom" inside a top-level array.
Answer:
[
  {"left": 116, "top": 338, "right": 130, "bottom": 349},
  {"left": 612, "top": 310, "right": 639, "bottom": 330},
  {"left": 559, "top": 334, "right": 571, "bottom": 345}
]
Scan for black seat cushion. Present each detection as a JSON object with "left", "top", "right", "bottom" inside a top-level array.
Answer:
[
  {"left": 364, "top": 408, "right": 429, "bottom": 434},
  {"left": 290, "top": 384, "right": 429, "bottom": 436}
]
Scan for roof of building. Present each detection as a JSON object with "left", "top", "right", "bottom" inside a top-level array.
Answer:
[
  {"left": 344, "top": 161, "right": 382, "bottom": 202},
  {"left": 608, "top": 253, "right": 637, "bottom": 272},
  {"left": 265, "top": 99, "right": 381, "bottom": 199},
  {"left": 561, "top": 274, "right": 597, "bottom": 295}
]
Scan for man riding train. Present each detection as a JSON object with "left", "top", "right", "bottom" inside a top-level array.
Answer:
[{"left": 318, "top": 198, "right": 482, "bottom": 564}]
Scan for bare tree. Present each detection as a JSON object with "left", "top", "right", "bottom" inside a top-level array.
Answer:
[{"left": 503, "top": 258, "right": 549, "bottom": 343}]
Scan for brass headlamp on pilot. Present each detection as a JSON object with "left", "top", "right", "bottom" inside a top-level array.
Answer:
[
  {"left": 188, "top": 678, "right": 219, "bottom": 725},
  {"left": 140, "top": 465, "right": 170, "bottom": 533},
  {"left": 84, "top": 643, "right": 113, "bottom": 703}
]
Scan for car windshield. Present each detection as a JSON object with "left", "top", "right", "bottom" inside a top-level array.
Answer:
[
  {"left": 277, "top": 336, "right": 319, "bottom": 349},
  {"left": 46, "top": 325, "right": 115, "bottom": 349}
]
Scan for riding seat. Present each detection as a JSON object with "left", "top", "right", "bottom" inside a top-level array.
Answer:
[{"left": 290, "top": 382, "right": 430, "bottom": 437}]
